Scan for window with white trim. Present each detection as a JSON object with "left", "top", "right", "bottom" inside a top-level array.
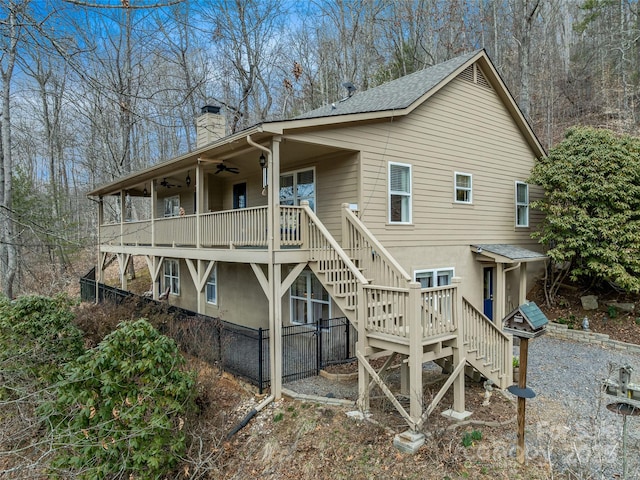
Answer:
[
  {"left": 515, "top": 182, "right": 529, "bottom": 227},
  {"left": 414, "top": 268, "right": 454, "bottom": 288},
  {"left": 280, "top": 168, "right": 315, "bottom": 211},
  {"left": 389, "top": 162, "right": 411, "bottom": 223},
  {"left": 290, "top": 269, "right": 331, "bottom": 325},
  {"left": 454, "top": 172, "right": 472, "bottom": 203},
  {"left": 206, "top": 265, "right": 217, "bottom": 304},
  {"left": 163, "top": 259, "right": 180, "bottom": 295},
  {"left": 164, "top": 195, "right": 180, "bottom": 217}
]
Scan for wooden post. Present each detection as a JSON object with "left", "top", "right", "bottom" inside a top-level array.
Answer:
[
  {"left": 516, "top": 337, "right": 529, "bottom": 464},
  {"left": 150, "top": 179, "right": 156, "bottom": 247},
  {"left": 495, "top": 263, "right": 505, "bottom": 326},
  {"left": 357, "top": 282, "right": 370, "bottom": 412},
  {"left": 452, "top": 278, "right": 465, "bottom": 413},
  {"left": 408, "top": 281, "right": 423, "bottom": 425},
  {"left": 519, "top": 262, "right": 528, "bottom": 305}
]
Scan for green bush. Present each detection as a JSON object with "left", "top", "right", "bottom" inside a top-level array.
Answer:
[
  {"left": 0, "top": 294, "right": 84, "bottom": 389},
  {"left": 43, "top": 318, "right": 195, "bottom": 479}
]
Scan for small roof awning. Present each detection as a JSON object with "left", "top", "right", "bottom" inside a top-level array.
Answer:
[{"left": 471, "top": 244, "right": 547, "bottom": 264}]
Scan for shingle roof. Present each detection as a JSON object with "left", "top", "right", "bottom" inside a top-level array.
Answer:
[
  {"left": 294, "top": 50, "right": 481, "bottom": 120},
  {"left": 519, "top": 302, "right": 549, "bottom": 329},
  {"left": 473, "top": 244, "right": 547, "bottom": 261}
]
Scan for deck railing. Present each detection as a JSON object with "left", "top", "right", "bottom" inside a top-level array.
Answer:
[
  {"left": 363, "top": 285, "right": 410, "bottom": 337},
  {"left": 99, "top": 206, "right": 307, "bottom": 248},
  {"left": 362, "top": 284, "right": 458, "bottom": 341},
  {"left": 156, "top": 215, "right": 197, "bottom": 245},
  {"left": 200, "top": 206, "right": 268, "bottom": 247},
  {"left": 342, "top": 206, "right": 412, "bottom": 287},
  {"left": 421, "top": 285, "right": 457, "bottom": 338},
  {"left": 462, "top": 297, "right": 512, "bottom": 386}
]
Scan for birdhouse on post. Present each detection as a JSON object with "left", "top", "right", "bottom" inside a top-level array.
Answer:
[
  {"left": 503, "top": 302, "right": 549, "bottom": 465},
  {"left": 503, "top": 302, "right": 549, "bottom": 339}
]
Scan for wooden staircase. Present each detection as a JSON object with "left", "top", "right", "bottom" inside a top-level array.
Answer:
[{"left": 300, "top": 202, "right": 513, "bottom": 425}]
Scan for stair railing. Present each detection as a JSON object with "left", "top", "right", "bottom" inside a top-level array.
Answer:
[
  {"left": 341, "top": 204, "right": 412, "bottom": 287},
  {"left": 301, "top": 202, "right": 368, "bottom": 314},
  {"left": 462, "top": 297, "right": 512, "bottom": 386}
]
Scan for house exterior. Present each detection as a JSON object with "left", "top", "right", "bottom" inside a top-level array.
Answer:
[{"left": 89, "top": 49, "right": 547, "bottom": 438}]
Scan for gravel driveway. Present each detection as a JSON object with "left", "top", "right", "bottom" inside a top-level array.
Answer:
[
  {"left": 288, "top": 335, "right": 640, "bottom": 478},
  {"left": 525, "top": 336, "right": 640, "bottom": 478}
]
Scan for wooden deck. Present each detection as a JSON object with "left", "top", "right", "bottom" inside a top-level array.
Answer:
[{"left": 99, "top": 202, "right": 513, "bottom": 430}]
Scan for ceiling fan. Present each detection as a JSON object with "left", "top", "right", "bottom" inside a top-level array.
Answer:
[
  {"left": 214, "top": 163, "right": 239, "bottom": 174},
  {"left": 160, "top": 177, "right": 180, "bottom": 188}
]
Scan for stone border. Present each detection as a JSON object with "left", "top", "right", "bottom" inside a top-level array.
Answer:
[
  {"left": 281, "top": 387, "right": 355, "bottom": 407},
  {"left": 546, "top": 322, "right": 640, "bottom": 354},
  {"left": 319, "top": 369, "right": 359, "bottom": 381}
]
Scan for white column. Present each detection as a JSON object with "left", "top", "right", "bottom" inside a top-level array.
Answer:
[
  {"left": 496, "top": 263, "right": 505, "bottom": 325},
  {"left": 519, "top": 262, "right": 528, "bottom": 304}
]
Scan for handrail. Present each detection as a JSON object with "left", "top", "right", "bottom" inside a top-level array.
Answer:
[
  {"left": 301, "top": 202, "right": 368, "bottom": 285},
  {"left": 462, "top": 297, "right": 510, "bottom": 340},
  {"left": 461, "top": 297, "right": 511, "bottom": 385},
  {"left": 342, "top": 205, "right": 411, "bottom": 287}
]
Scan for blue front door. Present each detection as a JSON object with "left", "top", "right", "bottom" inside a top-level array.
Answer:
[{"left": 483, "top": 267, "right": 494, "bottom": 321}]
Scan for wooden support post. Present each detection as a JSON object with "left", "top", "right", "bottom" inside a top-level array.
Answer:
[
  {"left": 150, "top": 180, "right": 156, "bottom": 247},
  {"left": 519, "top": 262, "right": 528, "bottom": 304},
  {"left": 400, "top": 361, "right": 409, "bottom": 395},
  {"left": 196, "top": 163, "right": 204, "bottom": 247},
  {"left": 341, "top": 203, "right": 350, "bottom": 249},
  {"left": 272, "top": 264, "right": 283, "bottom": 399},
  {"left": 408, "top": 281, "right": 423, "bottom": 425},
  {"left": 516, "top": 337, "right": 529, "bottom": 464},
  {"left": 452, "top": 278, "right": 465, "bottom": 413},
  {"left": 496, "top": 263, "right": 505, "bottom": 326},
  {"left": 357, "top": 282, "right": 370, "bottom": 413}
]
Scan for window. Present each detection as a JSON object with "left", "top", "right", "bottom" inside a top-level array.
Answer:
[
  {"left": 164, "top": 196, "right": 180, "bottom": 217},
  {"left": 280, "top": 168, "right": 315, "bottom": 211},
  {"left": 515, "top": 182, "right": 529, "bottom": 227},
  {"left": 454, "top": 172, "right": 472, "bottom": 203},
  {"left": 414, "top": 268, "right": 454, "bottom": 288},
  {"left": 163, "top": 259, "right": 180, "bottom": 295},
  {"left": 389, "top": 162, "right": 411, "bottom": 223},
  {"left": 233, "top": 183, "right": 247, "bottom": 209},
  {"left": 290, "top": 269, "right": 331, "bottom": 324},
  {"left": 206, "top": 265, "right": 217, "bottom": 304}
]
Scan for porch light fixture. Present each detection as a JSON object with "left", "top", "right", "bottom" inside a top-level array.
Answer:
[
  {"left": 259, "top": 153, "right": 268, "bottom": 189},
  {"left": 143, "top": 185, "right": 148, "bottom": 196},
  {"left": 185, "top": 171, "right": 191, "bottom": 187}
]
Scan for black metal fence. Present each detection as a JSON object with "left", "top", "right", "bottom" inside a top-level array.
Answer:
[{"left": 79, "top": 275, "right": 357, "bottom": 393}]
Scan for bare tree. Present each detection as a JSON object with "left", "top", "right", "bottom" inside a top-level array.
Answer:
[{"left": 0, "top": 2, "right": 22, "bottom": 298}]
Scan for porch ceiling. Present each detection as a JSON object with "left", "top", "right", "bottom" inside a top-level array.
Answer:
[
  {"left": 471, "top": 244, "right": 547, "bottom": 264},
  {"left": 88, "top": 130, "right": 353, "bottom": 198}
]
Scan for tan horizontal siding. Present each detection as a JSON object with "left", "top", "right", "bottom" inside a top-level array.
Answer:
[
  {"left": 316, "top": 153, "right": 359, "bottom": 241},
  {"left": 281, "top": 66, "right": 541, "bottom": 258}
]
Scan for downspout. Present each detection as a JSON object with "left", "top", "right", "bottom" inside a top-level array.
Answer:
[
  {"left": 225, "top": 393, "right": 275, "bottom": 440},
  {"left": 504, "top": 262, "right": 521, "bottom": 274},
  {"left": 243, "top": 133, "right": 276, "bottom": 419}
]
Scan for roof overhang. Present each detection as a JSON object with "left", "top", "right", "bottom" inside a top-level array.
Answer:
[
  {"left": 471, "top": 244, "right": 547, "bottom": 264},
  {"left": 88, "top": 125, "right": 275, "bottom": 197}
]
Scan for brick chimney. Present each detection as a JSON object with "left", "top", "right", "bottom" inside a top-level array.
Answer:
[{"left": 196, "top": 105, "right": 226, "bottom": 148}]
